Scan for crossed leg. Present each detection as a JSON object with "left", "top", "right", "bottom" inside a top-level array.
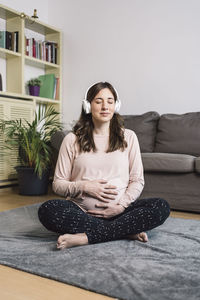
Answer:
[{"left": 38, "top": 197, "right": 170, "bottom": 250}]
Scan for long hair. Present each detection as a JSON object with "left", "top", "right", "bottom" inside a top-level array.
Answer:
[{"left": 73, "top": 82, "right": 127, "bottom": 153}]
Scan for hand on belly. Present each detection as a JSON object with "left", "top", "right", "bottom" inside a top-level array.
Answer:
[{"left": 72, "top": 178, "right": 127, "bottom": 212}]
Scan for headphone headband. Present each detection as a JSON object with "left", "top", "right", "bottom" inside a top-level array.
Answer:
[
  {"left": 82, "top": 82, "right": 121, "bottom": 114},
  {"left": 84, "top": 82, "right": 120, "bottom": 101}
]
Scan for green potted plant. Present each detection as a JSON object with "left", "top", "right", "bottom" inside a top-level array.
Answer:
[
  {"left": 27, "top": 78, "right": 42, "bottom": 96},
  {"left": 0, "top": 105, "right": 62, "bottom": 195}
]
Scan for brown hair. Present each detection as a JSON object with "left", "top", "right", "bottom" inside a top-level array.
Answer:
[{"left": 73, "top": 82, "right": 127, "bottom": 153}]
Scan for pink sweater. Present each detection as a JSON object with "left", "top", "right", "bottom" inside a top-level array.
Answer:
[{"left": 52, "top": 129, "right": 144, "bottom": 212}]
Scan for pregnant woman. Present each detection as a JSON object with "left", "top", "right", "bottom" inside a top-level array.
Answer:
[{"left": 38, "top": 81, "right": 170, "bottom": 250}]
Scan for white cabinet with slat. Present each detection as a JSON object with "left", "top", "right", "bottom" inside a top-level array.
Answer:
[{"left": 0, "top": 98, "right": 34, "bottom": 186}]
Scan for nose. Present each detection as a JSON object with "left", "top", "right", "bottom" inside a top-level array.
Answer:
[{"left": 101, "top": 101, "right": 108, "bottom": 110}]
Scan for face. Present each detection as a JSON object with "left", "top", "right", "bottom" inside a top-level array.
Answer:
[{"left": 90, "top": 88, "right": 115, "bottom": 125}]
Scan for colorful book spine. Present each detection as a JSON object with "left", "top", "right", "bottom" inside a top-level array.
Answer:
[
  {"left": 6, "top": 31, "right": 12, "bottom": 50},
  {"left": 25, "top": 36, "right": 58, "bottom": 64},
  {"left": 0, "top": 31, "right": 19, "bottom": 52},
  {"left": 0, "top": 31, "right": 6, "bottom": 48},
  {"left": 15, "top": 32, "right": 18, "bottom": 52},
  {"left": 0, "top": 73, "right": 2, "bottom": 91},
  {"left": 55, "top": 77, "right": 60, "bottom": 100}
]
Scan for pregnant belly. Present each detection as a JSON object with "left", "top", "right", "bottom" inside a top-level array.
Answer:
[{"left": 71, "top": 178, "right": 127, "bottom": 212}]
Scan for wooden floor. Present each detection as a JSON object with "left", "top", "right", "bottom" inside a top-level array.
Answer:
[{"left": 0, "top": 187, "right": 200, "bottom": 300}]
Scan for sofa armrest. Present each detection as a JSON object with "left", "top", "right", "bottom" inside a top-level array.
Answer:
[{"left": 195, "top": 157, "right": 200, "bottom": 174}]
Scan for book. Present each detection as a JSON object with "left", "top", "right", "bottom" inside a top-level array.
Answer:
[
  {"left": 0, "top": 73, "right": 2, "bottom": 91},
  {"left": 15, "top": 31, "right": 19, "bottom": 52},
  {"left": 6, "top": 31, "right": 12, "bottom": 50},
  {"left": 55, "top": 77, "right": 60, "bottom": 99},
  {"left": 38, "top": 74, "right": 55, "bottom": 99},
  {"left": 0, "top": 31, "right": 19, "bottom": 51},
  {"left": 0, "top": 31, "right": 6, "bottom": 48},
  {"left": 11, "top": 32, "right": 15, "bottom": 51},
  {"left": 25, "top": 37, "right": 58, "bottom": 63},
  {"left": 25, "top": 37, "right": 29, "bottom": 55}
]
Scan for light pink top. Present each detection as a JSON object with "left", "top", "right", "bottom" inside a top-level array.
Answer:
[{"left": 52, "top": 129, "right": 144, "bottom": 212}]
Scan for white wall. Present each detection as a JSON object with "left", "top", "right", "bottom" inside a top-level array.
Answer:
[
  {"left": 1, "top": 1, "right": 200, "bottom": 124},
  {"left": 48, "top": 0, "right": 200, "bottom": 125}
]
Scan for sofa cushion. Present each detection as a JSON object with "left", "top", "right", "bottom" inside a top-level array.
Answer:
[
  {"left": 122, "top": 111, "right": 160, "bottom": 152},
  {"left": 155, "top": 112, "right": 200, "bottom": 156},
  {"left": 142, "top": 153, "right": 195, "bottom": 173},
  {"left": 195, "top": 157, "right": 200, "bottom": 173}
]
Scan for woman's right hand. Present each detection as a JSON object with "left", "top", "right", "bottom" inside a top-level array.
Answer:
[{"left": 82, "top": 179, "right": 118, "bottom": 202}]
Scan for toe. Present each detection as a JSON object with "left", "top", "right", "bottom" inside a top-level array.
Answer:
[
  {"left": 57, "top": 242, "right": 65, "bottom": 250},
  {"left": 141, "top": 232, "right": 148, "bottom": 242},
  {"left": 57, "top": 235, "right": 64, "bottom": 244},
  {"left": 137, "top": 235, "right": 143, "bottom": 242}
]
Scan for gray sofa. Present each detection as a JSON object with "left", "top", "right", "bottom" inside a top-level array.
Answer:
[
  {"left": 123, "top": 111, "right": 200, "bottom": 213},
  {"left": 51, "top": 111, "right": 200, "bottom": 213}
]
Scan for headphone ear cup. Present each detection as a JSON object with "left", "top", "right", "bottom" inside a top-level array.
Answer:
[
  {"left": 82, "top": 99, "right": 91, "bottom": 114},
  {"left": 115, "top": 99, "right": 121, "bottom": 113}
]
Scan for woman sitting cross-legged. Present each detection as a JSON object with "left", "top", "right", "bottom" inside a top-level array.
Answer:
[{"left": 38, "top": 81, "right": 170, "bottom": 250}]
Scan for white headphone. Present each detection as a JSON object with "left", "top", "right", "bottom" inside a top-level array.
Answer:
[{"left": 82, "top": 82, "right": 121, "bottom": 114}]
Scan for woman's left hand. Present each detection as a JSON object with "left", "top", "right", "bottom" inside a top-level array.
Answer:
[{"left": 87, "top": 203, "right": 125, "bottom": 219}]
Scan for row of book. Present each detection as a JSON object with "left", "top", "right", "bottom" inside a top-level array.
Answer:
[
  {"left": 25, "top": 37, "right": 58, "bottom": 64},
  {"left": 37, "top": 74, "right": 59, "bottom": 100},
  {"left": 0, "top": 31, "right": 19, "bottom": 52}
]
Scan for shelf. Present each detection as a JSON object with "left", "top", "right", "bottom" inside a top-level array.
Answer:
[
  {"left": 0, "top": 47, "right": 21, "bottom": 59},
  {"left": 34, "top": 97, "right": 60, "bottom": 104},
  {"left": 0, "top": 91, "right": 32, "bottom": 100},
  {"left": 25, "top": 55, "right": 59, "bottom": 69},
  {"left": 0, "top": 4, "right": 20, "bottom": 20},
  {"left": 25, "top": 18, "right": 60, "bottom": 35},
  {"left": 0, "top": 91, "right": 60, "bottom": 103}
]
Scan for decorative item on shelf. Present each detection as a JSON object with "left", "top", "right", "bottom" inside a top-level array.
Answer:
[
  {"left": 0, "top": 105, "right": 63, "bottom": 195},
  {"left": 32, "top": 9, "right": 39, "bottom": 19},
  {"left": 20, "top": 8, "right": 39, "bottom": 24},
  {"left": 27, "top": 78, "right": 42, "bottom": 96}
]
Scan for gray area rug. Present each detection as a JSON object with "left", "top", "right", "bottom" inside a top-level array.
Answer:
[{"left": 0, "top": 203, "right": 200, "bottom": 300}]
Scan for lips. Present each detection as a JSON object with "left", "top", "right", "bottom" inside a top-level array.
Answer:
[{"left": 100, "top": 112, "right": 110, "bottom": 116}]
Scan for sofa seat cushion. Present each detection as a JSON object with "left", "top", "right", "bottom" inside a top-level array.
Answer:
[
  {"left": 142, "top": 153, "right": 195, "bottom": 173},
  {"left": 154, "top": 112, "right": 200, "bottom": 156},
  {"left": 195, "top": 157, "right": 200, "bottom": 173},
  {"left": 122, "top": 111, "right": 160, "bottom": 153}
]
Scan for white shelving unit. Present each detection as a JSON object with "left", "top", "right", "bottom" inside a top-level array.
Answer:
[{"left": 0, "top": 4, "right": 62, "bottom": 186}]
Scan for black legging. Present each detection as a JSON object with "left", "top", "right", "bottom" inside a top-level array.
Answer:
[{"left": 38, "top": 198, "right": 170, "bottom": 244}]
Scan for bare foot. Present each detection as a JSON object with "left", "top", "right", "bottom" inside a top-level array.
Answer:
[
  {"left": 57, "top": 233, "right": 88, "bottom": 250},
  {"left": 127, "top": 232, "right": 148, "bottom": 243}
]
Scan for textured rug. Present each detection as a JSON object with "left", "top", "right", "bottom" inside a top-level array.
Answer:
[{"left": 0, "top": 203, "right": 200, "bottom": 300}]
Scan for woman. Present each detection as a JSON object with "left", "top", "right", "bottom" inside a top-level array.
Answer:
[{"left": 38, "top": 81, "right": 170, "bottom": 250}]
